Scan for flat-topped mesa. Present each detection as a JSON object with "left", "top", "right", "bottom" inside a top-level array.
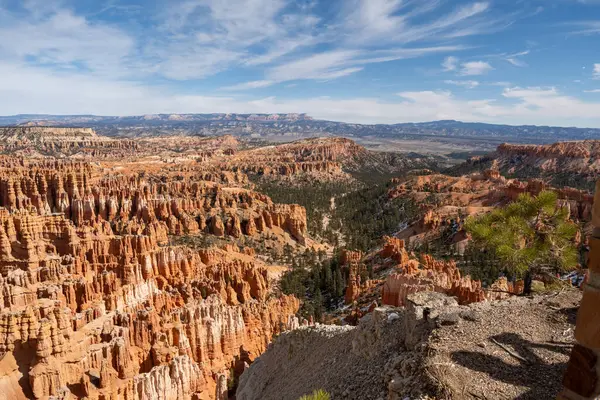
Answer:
[
  {"left": 0, "top": 126, "right": 142, "bottom": 159},
  {"left": 497, "top": 140, "right": 600, "bottom": 159},
  {"left": 488, "top": 141, "right": 600, "bottom": 191},
  {"left": 0, "top": 126, "right": 98, "bottom": 140},
  {"left": 246, "top": 137, "right": 366, "bottom": 162}
]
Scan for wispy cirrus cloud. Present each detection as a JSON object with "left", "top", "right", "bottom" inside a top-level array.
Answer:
[
  {"left": 567, "top": 20, "right": 600, "bottom": 35},
  {"left": 504, "top": 50, "right": 529, "bottom": 67},
  {"left": 3, "top": 0, "right": 600, "bottom": 128},
  {"left": 4, "top": 60, "right": 600, "bottom": 127},
  {"left": 221, "top": 80, "right": 277, "bottom": 91},
  {"left": 226, "top": 45, "right": 465, "bottom": 89},
  {"left": 444, "top": 79, "right": 480, "bottom": 88},
  {"left": 0, "top": 7, "right": 133, "bottom": 78},
  {"left": 0, "top": 0, "right": 508, "bottom": 88},
  {"left": 266, "top": 50, "right": 362, "bottom": 82},
  {"left": 218, "top": 1, "right": 498, "bottom": 89},
  {"left": 594, "top": 63, "right": 600, "bottom": 79}
]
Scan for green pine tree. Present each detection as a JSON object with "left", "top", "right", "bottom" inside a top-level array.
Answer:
[
  {"left": 298, "top": 389, "right": 331, "bottom": 400},
  {"left": 465, "top": 191, "right": 579, "bottom": 294}
]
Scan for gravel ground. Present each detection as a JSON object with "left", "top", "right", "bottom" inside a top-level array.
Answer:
[
  {"left": 237, "top": 290, "right": 581, "bottom": 400},
  {"left": 236, "top": 307, "right": 421, "bottom": 400},
  {"left": 427, "top": 290, "right": 581, "bottom": 400}
]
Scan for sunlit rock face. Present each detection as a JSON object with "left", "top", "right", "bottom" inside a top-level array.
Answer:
[{"left": 0, "top": 150, "right": 303, "bottom": 400}]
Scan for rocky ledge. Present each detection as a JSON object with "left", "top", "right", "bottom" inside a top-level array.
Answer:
[{"left": 237, "top": 290, "right": 581, "bottom": 400}]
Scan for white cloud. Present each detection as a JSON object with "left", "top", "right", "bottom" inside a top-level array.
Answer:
[
  {"left": 341, "top": 0, "right": 407, "bottom": 42},
  {"left": 3, "top": 0, "right": 597, "bottom": 128},
  {"left": 0, "top": 0, "right": 502, "bottom": 87},
  {"left": 354, "top": 46, "right": 465, "bottom": 64},
  {"left": 389, "top": 2, "right": 493, "bottom": 44},
  {"left": 443, "top": 57, "right": 494, "bottom": 76},
  {"left": 221, "top": 80, "right": 276, "bottom": 91},
  {"left": 4, "top": 62, "right": 600, "bottom": 127},
  {"left": 223, "top": 46, "right": 462, "bottom": 89},
  {"left": 442, "top": 56, "right": 459, "bottom": 71},
  {"left": 506, "top": 58, "right": 525, "bottom": 67},
  {"left": 460, "top": 61, "right": 493, "bottom": 75},
  {"left": 162, "top": 0, "right": 287, "bottom": 46},
  {"left": 266, "top": 50, "right": 361, "bottom": 82},
  {"left": 444, "top": 80, "right": 480, "bottom": 88},
  {"left": 569, "top": 20, "right": 600, "bottom": 35},
  {"left": 594, "top": 63, "right": 600, "bottom": 79},
  {"left": 244, "top": 35, "right": 316, "bottom": 66},
  {"left": 156, "top": 48, "right": 243, "bottom": 80},
  {"left": 0, "top": 9, "right": 133, "bottom": 77},
  {"left": 505, "top": 50, "right": 529, "bottom": 67},
  {"left": 584, "top": 89, "right": 600, "bottom": 93}
]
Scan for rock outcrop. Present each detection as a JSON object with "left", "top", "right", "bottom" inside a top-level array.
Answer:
[
  {"left": 0, "top": 158, "right": 307, "bottom": 243},
  {"left": 457, "top": 140, "right": 600, "bottom": 191},
  {"left": 387, "top": 170, "right": 594, "bottom": 248},
  {"left": 342, "top": 250, "right": 364, "bottom": 305},
  {"left": 381, "top": 253, "right": 486, "bottom": 307},
  {"left": 560, "top": 179, "right": 600, "bottom": 400},
  {"left": 237, "top": 290, "right": 581, "bottom": 400},
  {"left": 0, "top": 127, "right": 139, "bottom": 158},
  {"left": 219, "top": 137, "right": 363, "bottom": 181}
]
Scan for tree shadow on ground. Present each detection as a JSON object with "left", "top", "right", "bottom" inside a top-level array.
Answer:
[
  {"left": 559, "top": 306, "right": 578, "bottom": 325},
  {"left": 451, "top": 333, "right": 570, "bottom": 399}
]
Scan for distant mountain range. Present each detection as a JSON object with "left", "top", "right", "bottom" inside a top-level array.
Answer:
[{"left": 1, "top": 114, "right": 598, "bottom": 141}]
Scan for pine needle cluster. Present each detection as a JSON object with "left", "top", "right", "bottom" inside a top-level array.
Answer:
[
  {"left": 298, "top": 389, "right": 331, "bottom": 400},
  {"left": 465, "top": 191, "right": 579, "bottom": 279}
]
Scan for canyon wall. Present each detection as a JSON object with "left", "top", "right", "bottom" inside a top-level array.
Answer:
[{"left": 0, "top": 154, "right": 305, "bottom": 400}]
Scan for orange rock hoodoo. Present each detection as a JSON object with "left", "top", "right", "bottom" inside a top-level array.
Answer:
[
  {"left": 342, "top": 250, "right": 364, "bottom": 305},
  {"left": 380, "top": 237, "right": 487, "bottom": 306},
  {"left": 222, "top": 137, "right": 364, "bottom": 180},
  {"left": 382, "top": 255, "right": 486, "bottom": 307},
  {"left": 0, "top": 159, "right": 307, "bottom": 243},
  {"left": 0, "top": 155, "right": 303, "bottom": 400}
]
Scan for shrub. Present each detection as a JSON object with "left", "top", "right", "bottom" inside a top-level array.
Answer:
[{"left": 298, "top": 389, "right": 331, "bottom": 400}]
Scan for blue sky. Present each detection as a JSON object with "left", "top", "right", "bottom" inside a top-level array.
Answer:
[{"left": 1, "top": 0, "right": 600, "bottom": 127}]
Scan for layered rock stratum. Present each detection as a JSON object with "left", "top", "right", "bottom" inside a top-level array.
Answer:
[{"left": 452, "top": 140, "right": 600, "bottom": 191}]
